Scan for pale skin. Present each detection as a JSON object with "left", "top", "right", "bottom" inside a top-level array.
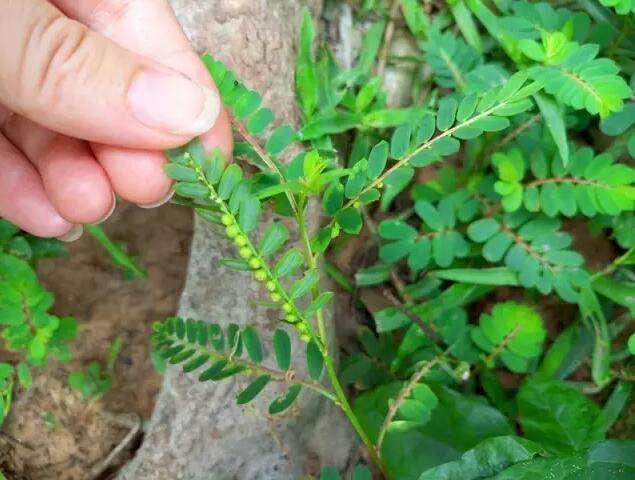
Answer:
[{"left": 0, "top": 0, "right": 233, "bottom": 240}]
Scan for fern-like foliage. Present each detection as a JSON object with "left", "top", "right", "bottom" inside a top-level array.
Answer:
[
  {"left": 493, "top": 147, "right": 635, "bottom": 217},
  {"left": 153, "top": 317, "right": 327, "bottom": 412},
  {"left": 467, "top": 0, "right": 632, "bottom": 117},
  {"left": 319, "top": 71, "right": 541, "bottom": 233},
  {"left": 471, "top": 301, "right": 546, "bottom": 373},
  {"left": 422, "top": 30, "right": 482, "bottom": 90}
]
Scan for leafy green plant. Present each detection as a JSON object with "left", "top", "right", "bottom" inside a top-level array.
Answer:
[
  {"left": 149, "top": 2, "right": 635, "bottom": 474},
  {"left": 0, "top": 220, "right": 77, "bottom": 426}
]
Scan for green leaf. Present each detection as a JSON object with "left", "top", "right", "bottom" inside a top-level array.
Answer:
[
  {"left": 335, "top": 207, "right": 363, "bottom": 234},
  {"left": 534, "top": 93, "right": 569, "bottom": 166},
  {"left": 432, "top": 268, "right": 519, "bottom": 286},
  {"left": 247, "top": 108, "right": 274, "bottom": 135},
  {"left": 236, "top": 374, "right": 271, "bottom": 404},
  {"left": 391, "top": 124, "right": 413, "bottom": 159},
  {"left": 174, "top": 182, "right": 208, "bottom": 199},
  {"left": 378, "top": 219, "right": 418, "bottom": 240},
  {"left": 218, "top": 164, "right": 243, "bottom": 200},
  {"left": 266, "top": 125, "right": 296, "bottom": 156},
  {"left": 164, "top": 163, "right": 198, "bottom": 182},
  {"left": 289, "top": 269, "right": 319, "bottom": 299},
  {"left": 296, "top": 9, "right": 317, "bottom": 117},
  {"left": 323, "top": 183, "right": 345, "bottom": 216},
  {"left": 415, "top": 200, "right": 445, "bottom": 231},
  {"left": 269, "top": 384, "right": 302, "bottom": 414},
  {"left": 274, "top": 248, "right": 304, "bottom": 278},
  {"left": 238, "top": 195, "right": 261, "bottom": 234},
  {"left": 305, "top": 292, "right": 334, "bottom": 316},
  {"left": 437, "top": 98, "right": 458, "bottom": 131},
  {"left": 417, "top": 436, "right": 544, "bottom": 480},
  {"left": 258, "top": 222, "right": 289, "bottom": 256},
  {"left": 492, "top": 440, "right": 635, "bottom": 479},
  {"left": 517, "top": 377, "right": 606, "bottom": 454},
  {"left": 242, "top": 326, "right": 263, "bottom": 364},
  {"left": 355, "top": 383, "right": 512, "bottom": 479},
  {"left": 355, "top": 264, "right": 391, "bottom": 286},
  {"left": 272, "top": 329, "right": 292, "bottom": 371},
  {"left": 306, "top": 340, "right": 324, "bottom": 380},
  {"left": 467, "top": 218, "right": 500, "bottom": 242},
  {"left": 368, "top": 140, "right": 389, "bottom": 180},
  {"left": 16, "top": 362, "right": 32, "bottom": 389},
  {"left": 374, "top": 307, "right": 411, "bottom": 332}
]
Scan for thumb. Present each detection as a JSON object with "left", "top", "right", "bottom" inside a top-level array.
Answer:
[{"left": 0, "top": 0, "right": 220, "bottom": 149}]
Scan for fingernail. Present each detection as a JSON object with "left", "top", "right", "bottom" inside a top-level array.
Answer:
[
  {"left": 137, "top": 189, "right": 174, "bottom": 209},
  {"left": 57, "top": 224, "right": 84, "bottom": 243},
  {"left": 93, "top": 193, "right": 117, "bottom": 225},
  {"left": 128, "top": 70, "right": 220, "bottom": 136}
]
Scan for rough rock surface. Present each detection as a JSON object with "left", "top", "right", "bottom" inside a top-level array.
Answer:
[{"left": 118, "top": 2, "right": 355, "bottom": 479}]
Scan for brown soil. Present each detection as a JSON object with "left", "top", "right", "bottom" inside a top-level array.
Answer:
[{"left": 0, "top": 202, "right": 192, "bottom": 480}]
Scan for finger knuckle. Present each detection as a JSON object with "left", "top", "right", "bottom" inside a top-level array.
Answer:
[{"left": 19, "top": 12, "right": 93, "bottom": 110}]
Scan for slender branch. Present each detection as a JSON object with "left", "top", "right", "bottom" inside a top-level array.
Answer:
[
  {"left": 490, "top": 113, "right": 540, "bottom": 152},
  {"left": 375, "top": 352, "right": 446, "bottom": 453},
  {"left": 376, "top": 0, "right": 401, "bottom": 77},
  {"left": 163, "top": 332, "right": 337, "bottom": 402},
  {"left": 230, "top": 115, "right": 299, "bottom": 216}
]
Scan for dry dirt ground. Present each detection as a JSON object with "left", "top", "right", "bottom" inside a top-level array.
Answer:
[{"left": 0, "top": 202, "right": 193, "bottom": 480}]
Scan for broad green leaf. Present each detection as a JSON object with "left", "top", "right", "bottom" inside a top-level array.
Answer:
[
  {"left": 354, "top": 383, "right": 512, "bottom": 480},
  {"left": 517, "top": 378, "right": 606, "bottom": 454},
  {"left": 492, "top": 440, "right": 635, "bottom": 479},
  {"left": 417, "top": 436, "right": 544, "bottom": 480}
]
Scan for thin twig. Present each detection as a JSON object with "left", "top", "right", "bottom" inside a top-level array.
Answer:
[
  {"left": 375, "top": 352, "right": 446, "bottom": 453},
  {"left": 89, "top": 412, "right": 141, "bottom": 479},
  {"left": 230, "top": 115, "right": 299, "bottom": 216},
  {"left": 376, "top": 0, "right": 401, "bottom": 77}
]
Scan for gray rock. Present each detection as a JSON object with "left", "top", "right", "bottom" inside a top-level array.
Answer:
[{"left": 118, "top": 1, "right": 356, "bottom": 479}]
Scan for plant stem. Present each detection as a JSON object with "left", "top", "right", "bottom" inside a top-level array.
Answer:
[
  {"left": 375, "top": 352, "right": 445, "bottom": 454},
  {"left": 323, "top": 354, "right": 388, "bottom": 477}
]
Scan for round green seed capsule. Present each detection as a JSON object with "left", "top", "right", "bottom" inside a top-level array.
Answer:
[
  {"left": 239, "top": 247, "right": 252, "bottom": 259},
  {"left": 266, "top": 280, "right": 276, "bottom": 291},
  {"left": 221, "top": 214, "right": 233, "bottom": 226},
  {"left": 248, "top": 258, "right": 261, "bottom": 269},
  {"left": 377, "top": 182, "right": 384, "bottom": 189},
  {"left": 286, "top": 314, "right": 296, "bottom": 323},
  {"left": 297, "top": 322, "right": 309, "bottom": 334},
  {"left": 282, "top": 303, "right": 292, "bottom": 313},
  {"left": 300, "top": 333, "right": 311, "bottom": 342},
  {"left": 255, "top": 269, "right": 267, "bottom": 281},
  {"left": 235, "top": 235, "right": 248, "bottom": 247},
  {"left": 353, "top": 201, "right": 360, "bottom": 208},
  {"left": 270, "top": 292, "right": 281, "bottom": 302},
  {"left": 226, "top": 225, "right": 239, "bottom": 238}
]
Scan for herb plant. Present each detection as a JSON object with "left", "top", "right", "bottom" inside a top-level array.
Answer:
[{"left": 153, "top": 2, "right": 634, "bottom": 478}]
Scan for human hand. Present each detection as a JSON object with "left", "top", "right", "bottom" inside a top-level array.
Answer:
[{"left": 0, "top": 0, "right": 232, "bottom": 240}]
